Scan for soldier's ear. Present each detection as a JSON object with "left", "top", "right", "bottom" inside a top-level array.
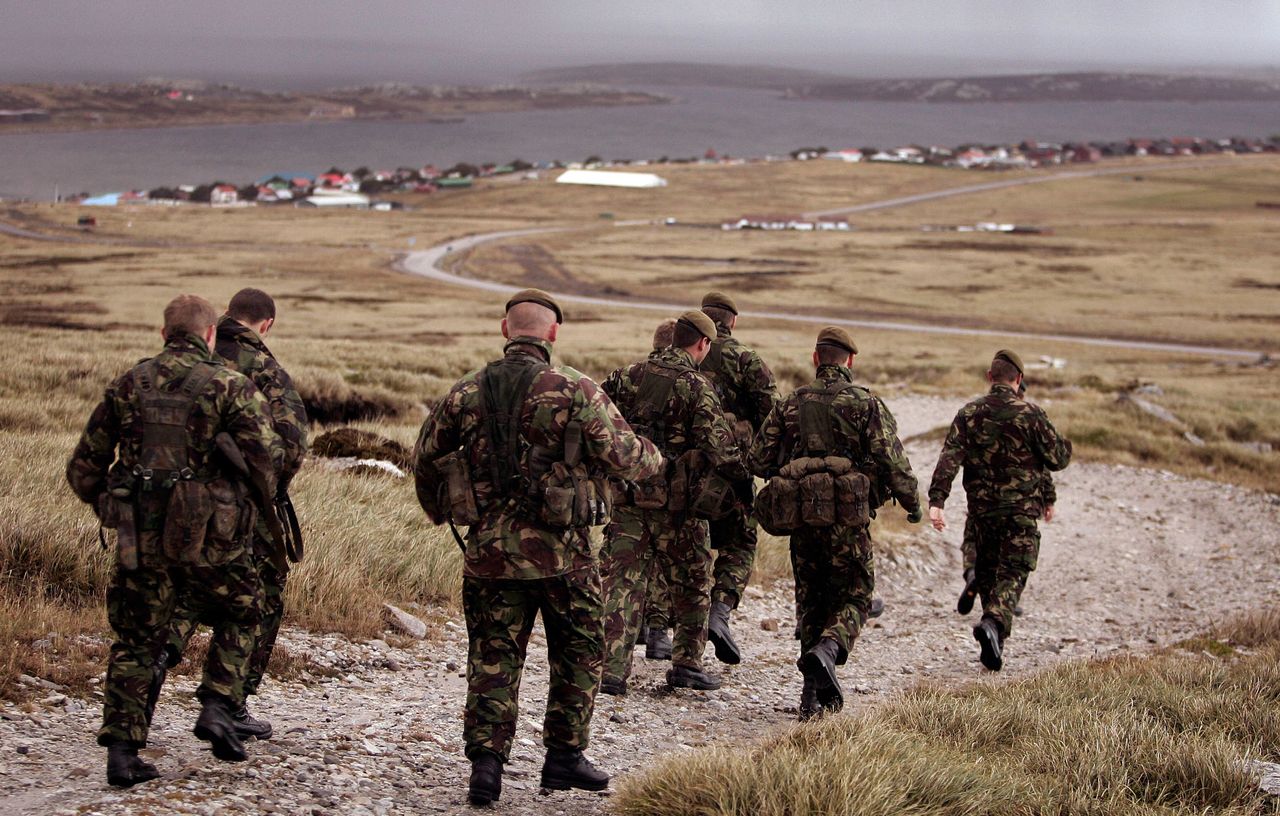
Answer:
[
  {"left": 548, "top": 323, "right": 559, "bottom": 343},
  {"left": 501, "top": 318, "right": 511, "bottom": 339},
  {"left": 811, "top": 350, "right": 820, "bottom": 367}
]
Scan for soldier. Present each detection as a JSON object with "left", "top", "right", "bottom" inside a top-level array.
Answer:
[
  {"left": 167, "top": 288, "right": 309, "bottom": 740},
  {"left": 412, "top": 289, "right": 661, "bottom": 806},
  {"left": 751, "top": 328, "right": 921, "bottom": 720},
  {"left": 956, "top": 380, "right": 1053, "bottom": 617},
  {"left": 600, "top": 310, "right": 748, "bottom": 695},
  {"left": 928, "top": 350, "right": 1072, "bottom": 671},
  {"left": 697, "top": 292, "right": 779, "bottom": 665},
  {"left": 66, "top": 295, "right": 280, "bottom": 787}
]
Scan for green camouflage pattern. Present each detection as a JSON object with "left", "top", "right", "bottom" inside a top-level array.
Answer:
[
  {"left": 168, "top": 316, "right": 308, "bottom": 699},
  {"left": 413, "top": 337, "right": 662, "bottom": 580},
  {"left": 962, "top": 471, "right": 1055, "bottom": 571},
  {"left": 750, "top": 365, "right": 920, "bottom": 513},
  {"left": 927, "top": 383, "right": 1072, "bottom": 516},
  {"left": 601, "top": 505, "right": 710, "bottom": 679},
  {"left": 66, "top": 333, "right": 276, "bottom": 747},
  {"left": 791, "top": 523, "right": 874, "bottom": 661},
  {"left": 970, "top": 514, "right": 1041, "bottom": 638},
  {"left": 461, "top": 570, "right": 603, "bottom": 761},
  {"left": 708, "top": 504, "right": 757, "bottom": 610},
  {"left": 601, "top": 346, "right": 745, "bottom": 673}
]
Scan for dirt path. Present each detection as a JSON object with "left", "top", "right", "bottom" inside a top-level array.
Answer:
[{"left": 3, "top": 395, "right": 1277, "bottom": 815}]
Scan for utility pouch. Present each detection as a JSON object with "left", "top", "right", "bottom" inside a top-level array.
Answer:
[
  {"left": 799, "top": 471, "right": 836, "bottom": 527},
  {"left": 99, "top": 494, "right": 140, "bottom": 571},
  {"left": 669, "top": 450, "right": 708, "bottom": 515},
  {"left": 539, "top": 462, "right": 611, "bottom": 528},
  {"left": 690, "top": 470, "right": 737, "bottom": 521},
  {"left": 437, "top": 450, "right": 480, "bottom": 526},
  {"left": 835, "top": 471, "right": 871, "bottom": 527},
  {"left": 756, "top": 477, "right": 801, "bottom": 535},
  {"left": 206, "top": 479, "right": 253, "bottom": 566},
  {"left": 632, "top": 476, "right": 669, "bottom": 510},
  {"left": 162, "top": 480, "right": 214, "bottom": 563}
]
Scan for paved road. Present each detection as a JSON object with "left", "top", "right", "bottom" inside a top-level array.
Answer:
[{"left": 397, "top": 161, "right": 1264, "bottom": 360}]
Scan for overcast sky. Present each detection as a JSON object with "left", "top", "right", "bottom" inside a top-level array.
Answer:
[{"left": 3, "top": 0, "right": 1277, "bottom": 87}]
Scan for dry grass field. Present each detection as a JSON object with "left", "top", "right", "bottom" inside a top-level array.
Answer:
[{"left": 1, "top": 156, "right": 1277, "bottom": 740}]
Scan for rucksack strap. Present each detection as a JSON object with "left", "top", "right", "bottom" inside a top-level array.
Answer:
[
  {"left": 631, "top": 360, "right": 681, "bottom": 453},
  {"left": 132, "top": 359, "right": 220, "bottom": 488},
  {"left": 476, "top": 356, "right": 548, "bottom": 496}
]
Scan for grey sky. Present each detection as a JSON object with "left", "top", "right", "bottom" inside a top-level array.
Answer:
[{"left": 2, "top": 0, "right": 1277, "bottom": 86}]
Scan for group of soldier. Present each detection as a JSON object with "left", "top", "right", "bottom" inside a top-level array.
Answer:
[{"left": 67, "top": 284, "right": 1070, "bottom": 806}]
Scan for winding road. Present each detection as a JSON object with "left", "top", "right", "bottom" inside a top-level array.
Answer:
[{"left": 396, "top": 160, "right": 1263, "bottom": 360}]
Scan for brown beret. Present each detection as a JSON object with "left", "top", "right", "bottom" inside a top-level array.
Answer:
[
  {"left": 816, "top": 326, "right": 857, "bottom": 356},
  {"left": 701, "top": 291, "right": 738, "bottom": 315},
  {"left": 678, "top": 310, "right": 717, "bottom": 342},
  {"left": 993, "top": 348, "right": 1024, "bottom": 375},
  {"left": 505, "top": 288, "right": 563, "bottom": 323}
]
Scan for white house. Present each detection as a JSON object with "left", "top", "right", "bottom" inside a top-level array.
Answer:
[{"left": 555, "top": 169, "right": 667, "bottom": 188}]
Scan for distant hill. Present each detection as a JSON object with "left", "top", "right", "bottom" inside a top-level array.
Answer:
[
  {"left": 520, "top": 62, "right": 849, "bottom": 89},
  {"left": 523, "top": 63, "right": 1280, "bottom": 103}
]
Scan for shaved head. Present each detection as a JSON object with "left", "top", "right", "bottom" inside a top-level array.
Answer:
[{"left": 504, "top": 300, "right": 558, "bottom": 339}]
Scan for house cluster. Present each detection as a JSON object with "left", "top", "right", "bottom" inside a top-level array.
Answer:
[
  {"left": 0, "top": 108, "right": 51, "bottom": 124},
  {"left": 721, "top": 214, "right": 851, "bottom": 231}
]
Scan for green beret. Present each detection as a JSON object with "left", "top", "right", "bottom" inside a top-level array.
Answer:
[
  {"left": 678, "top": 310, "right": 717, "bottom": 342},
  {"left": 993, "top": 348, "right": 1024, "bottom": 375},
  {"left": 815, "top": 326, "right": 857, "bottom": 356},
  {"left": 505, "top": 288, "right": 563, "bottom": 323},
  {"left": 701, "top": 291, "right": 738, "bottom": 316}
]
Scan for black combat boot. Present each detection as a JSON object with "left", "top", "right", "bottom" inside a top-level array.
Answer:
[
  {"left": 540, "top": 748, "right": 609, "bottom": 792},
  {"left": 973, "top": 618, "right": 1004, "bottom": 671},
  {"left": 644, "top": 626, "right": 673, "bottom": 661},
  {"left": 599, "top": 676, "right": 627, "bottom": 696},
  {"left": 868, "top": 598, "right": 885, "bottom": 618},
  {"left": 193, "top": 697, "right": 248, "bottom": 762},
  {"left": 707, "top": 601, "right": 742, "bottom": 664},
  {"left": 468, "top": 750, "right": 503, "bottom": 805},
  {"left": 666, "top": 664, "right": 722, "bottom": 690},
  {"left": 798, "top": 676, "right": 820, "bottom": 721},
  {"left": 231, "top": 702, "right": 273, "bottom": 740},
  {"left": 106, "top": 743, "right": 160, "bottom": 788},
  {"left": 957, "top": 569, "right": 979, "bottom": 615},
  {"left": 798, "top": 638, "right": 844, "bottom": 713}
]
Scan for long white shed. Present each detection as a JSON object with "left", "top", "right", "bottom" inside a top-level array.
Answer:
[{"left": 555, "top": 169, "right": 668, "bottom": 188}]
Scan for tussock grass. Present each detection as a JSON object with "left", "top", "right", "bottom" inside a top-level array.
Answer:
[{"left": 615, "top": 610, "right": 1280, "bottom": 816}]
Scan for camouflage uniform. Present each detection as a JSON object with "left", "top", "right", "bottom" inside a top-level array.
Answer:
[
  {"left": 929, "top": 383, "right": 1072, "bottom": 638},
  {"left": 643, "top": 556, "right": 671, "bottom": 632},
  {"left": 413, "top": 336, "right": 660, "bottom": 762},
  {"left": 169, "top": 316, "right": 309, "bottom": 698},
  {"left": 66, "top": 333, "right": 279, "bottom": 748},
  {"left": 600, "top": 346, "right": 747, "bottom": 681},
  {"left": 961, "top": 471, "right": 1055, "bottom": 572},
  {"left": 699, "top": 322, "right": 779, "bottom": 609},
  {"left": 751, "top": 364, "right": 919, "bottom": 662}
]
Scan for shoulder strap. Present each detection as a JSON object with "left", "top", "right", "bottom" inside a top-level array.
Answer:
[
  {"left": 476, "top": 356, "right": 548, "bottom": 494},
  {"left": 134, "top": 359, "right": 220, "bottom": 484},
  {"left": 630, "top": 360, "right": 682, "bottom": 451}
]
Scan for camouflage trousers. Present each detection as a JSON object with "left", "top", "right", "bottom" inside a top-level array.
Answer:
[
  {"left": 643, "top": 555, "right": 671, "bottom": 631},
  {"left": 169, "top": 535, "right": 287, "bottom": 700},
  {"left": 790, "top": 523, "right": 874, "bottom": 662},
  {"left": 462, "top": 569, "right": 603, "bottom": 762},
  {"left": 971, "top": 513, "right": 1040, "bottom": 639},
  {"left": 100, "top": 534, "right": 262, "bottom": 747},
  {"left": 601, "top": 505, "right": 711, "bottom": 681},
  {"left": 709, "top": 500, "right": 758, "bottom": 610}
]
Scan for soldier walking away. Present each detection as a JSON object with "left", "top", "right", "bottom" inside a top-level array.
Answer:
[
  {"left": 66, "top": 295, "right": 281, "bottom": 787},
  {"left": 167, "top": 288, "right": 309, "bottom": 741},
  {"left": 928, "top": 350, "right": 1072, "bottom": 672},
  {"left": 751, "top": 328, "right": 921, "bottom": 720},
  {"left": 697, "top": 292, "right": 779, "bottom": 665},
  {"left": 412, "top": 289, "right": 661, "bottom": 806},
  {"left": 956, "top": 380, "right": 1053, "bottom": 619},
  {"left": 600, "top": 310, "right": 748, "bottom": 695}
]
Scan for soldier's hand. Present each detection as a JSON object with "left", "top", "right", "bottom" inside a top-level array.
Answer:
[
  {"left": 1044, "top": 504, "right": 1055, "bottom": 523},
  {"left": 906, "top": 507, "right": 923, "bottom": 524},
  {"left": 929, "top": 506, "right": 946, "bottom": 531}
]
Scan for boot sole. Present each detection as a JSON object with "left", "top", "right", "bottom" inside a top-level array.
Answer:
[
  {"left": 540, "top": 773, "right": 608, "bottom": 792},
  {"left": 957, "top": 580, "right": 978, "bottom": 615},
  {"left": 974, "top": 625, "right": 1003, "bottom": 671},
  {"left": 708, "top": 629, "right": 741, "bottom": 665},
  {"left": 468, "top": 786, "right": 501, "bottom": 805},
  {"left": 107, "top": 769, "right": 160, "bottom": 788},
  {"left": 666, "top": 672, "right": 722, "bottom": 691},
  {"left": 194, "top": 721, "right": 248, "bottom": 762}
]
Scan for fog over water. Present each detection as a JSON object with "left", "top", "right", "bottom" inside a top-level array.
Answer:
[{"left": 2, "top": 88, "right": 1277, "bottom": 201}]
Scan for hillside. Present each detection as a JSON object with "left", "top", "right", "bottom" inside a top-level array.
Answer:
[{"left": 520, "top": 61, "right": 849, "bottom": 89}]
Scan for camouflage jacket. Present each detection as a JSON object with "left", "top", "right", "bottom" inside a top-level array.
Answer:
[
  {"left": 928, "top": 383, "right": 1072, "bottom": 517},
  {"left": 603, "top": 346, "right": 748, "bottom": 481},
  {"left": 66, "top": 334, "right": 281, "bottom": 526},
  {"left": 215, "top": 316, "right": 309, "bottom": 485},
  {"left": 699, "top": 324, "right": 779, "bottom": 433},
  {"left": 750, "top": 364, "right": 920, "bottom": 513},
  {"left": 414, "top": 337, "right": 662, "bottom": 580}
]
